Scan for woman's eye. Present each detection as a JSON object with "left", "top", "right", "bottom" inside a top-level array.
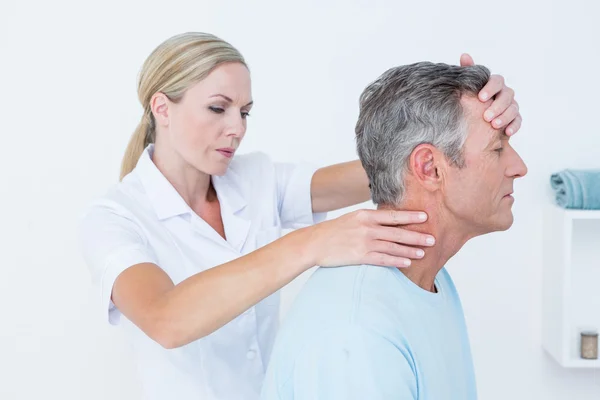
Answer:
[
  {"left": 494, "top": 147, "right": 504, "bottom": 153},
  {"left": 241, "top": 111, "right": 251, "bottom": 119},
  {"left": 209, "top": 106, "right": 225, "bottom": 114}
]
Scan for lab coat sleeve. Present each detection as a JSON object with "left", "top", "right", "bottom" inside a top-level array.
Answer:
[
  {"left": 287, "top": 326, "right": 417, "bottom": 400},
  {"left": 274, "top": 162, "right": 328, "bottom": 230},
  {"left": 78, "top": 202, "right": 159, "bottom": 325}
]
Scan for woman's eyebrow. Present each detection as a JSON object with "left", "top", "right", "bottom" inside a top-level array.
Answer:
[{"left": 209, "top": 93, "right": 253, "bottom": 107}]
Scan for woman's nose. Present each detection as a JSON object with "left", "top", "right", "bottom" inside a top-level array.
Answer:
[{"left": 225, "top": 115, "right": 246, "bottom": 138}]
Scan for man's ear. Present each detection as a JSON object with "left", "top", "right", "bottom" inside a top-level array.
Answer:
[
  {"left": 409, "top": 144, "right": 446, "bottom": 192},
  {"left": 150, "top": 92, "right": 171, "bottom": 127}
]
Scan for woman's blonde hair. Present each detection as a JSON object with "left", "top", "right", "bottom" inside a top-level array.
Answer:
[{"left": 119, "top": 32, "right": 247, "bottom": 180}]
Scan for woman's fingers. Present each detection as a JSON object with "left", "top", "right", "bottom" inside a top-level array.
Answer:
[
  {"left": 479, "top": 74, "right": 505, "bottom": 104},
  {"left": 362, "top": 252, "right": 412, "bottom": 268},
  {"left": 369, "top": 239, "right": 425, "bottom": 260},
  {"left": 505, "top": 114, "right": 522, "bottom": 137},
  {"left": 366, "top": 209, "right": 429, "bottom": 226},
  {"left": 371, "top": 225, "right": 435, "bottom": 248},
  {"left": 313, "top": 208, "right": 435, "bottom": 268},
  {"left": 459, "top": 53, "right": 475, "bottom": 67}
]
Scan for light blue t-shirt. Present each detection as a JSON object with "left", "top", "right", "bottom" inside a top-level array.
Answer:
[{"left": 260, "top": 265, "right": 477, "bottom": 400}]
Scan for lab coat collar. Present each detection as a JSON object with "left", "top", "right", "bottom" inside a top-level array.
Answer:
[
  {"left": 135, "top": 144, "right": 248, "bottom": 219},
  {"left": 134, "top": 144, "right": 250, "bottom": 252},
  {"left": 135, "top": 144, "right": 193, "bottom": 220}
]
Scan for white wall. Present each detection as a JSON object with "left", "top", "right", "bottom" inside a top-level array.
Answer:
[{"left": 1, "top": 0, "right": 599, "bottom": 398}]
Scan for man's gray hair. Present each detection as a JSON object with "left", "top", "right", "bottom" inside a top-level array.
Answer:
[{"left": 355, "top": 62, "right": 491, "bottom": 206}]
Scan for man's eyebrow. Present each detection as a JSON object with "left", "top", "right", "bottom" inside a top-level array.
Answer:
[
  {"left": 487, "top": 130, "right": 509, "bottom": 147},
  {"left": 209, "top": 94, "right": 253, "bottom": 107}
]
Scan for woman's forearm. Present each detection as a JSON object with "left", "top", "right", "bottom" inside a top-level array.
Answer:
[
  {"left": 310, "top": 160, "right": 371, "bottom": 213},
  {"left": 152, "top": 226, "right": 317, "bottom": 348}
]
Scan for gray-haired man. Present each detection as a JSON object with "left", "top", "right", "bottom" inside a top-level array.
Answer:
[{"left": 261, "top": 62, "right": 527, "bottom": 400}]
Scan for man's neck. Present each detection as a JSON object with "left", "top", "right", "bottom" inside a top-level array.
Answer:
[{"left": 379, "top": 199, "right": 472, "bottom": 293}]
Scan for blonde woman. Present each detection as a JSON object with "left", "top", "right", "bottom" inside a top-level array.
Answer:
[{"left": 78, "top": 32, "right": 522, "bottom": 400}]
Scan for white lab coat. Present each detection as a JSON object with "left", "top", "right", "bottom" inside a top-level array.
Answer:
[{"left": 78, "top": 144, "right": 327, "bottom": 400}]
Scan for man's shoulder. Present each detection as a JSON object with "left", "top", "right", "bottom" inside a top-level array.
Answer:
[
  {"left": 293, "top": 264, "right": 400, "bottom": 319},
  {"left": 278, "top": 265, "right": 369, "bottom": 333},
  {"left": 270, "top": 265, "right": 403, "bottom": 362}
]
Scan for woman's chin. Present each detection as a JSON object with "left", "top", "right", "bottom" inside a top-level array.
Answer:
[{"left": 208, "top": 163, "right": 229, "bottom": 176}]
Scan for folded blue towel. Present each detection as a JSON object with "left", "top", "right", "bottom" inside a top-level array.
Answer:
[{"left": 550, "top": 169, "right": 600, "bottom": 209}]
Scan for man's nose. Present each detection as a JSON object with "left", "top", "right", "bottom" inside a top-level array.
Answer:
[{"left": 508, "top": 148, "right": 528, "bottom": 179}]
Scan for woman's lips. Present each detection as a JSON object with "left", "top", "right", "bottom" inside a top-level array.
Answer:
[{"left": 217, "top": 149, "right": 234, "bottom": 158}]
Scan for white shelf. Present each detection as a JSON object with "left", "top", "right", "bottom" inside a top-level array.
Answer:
[
  {"left": 561, "top": 209, "right": 600, "bottom": 220},
  {"left": 542, "top": 204, "right": 600, "bottom": 369},
  {"left": 561, "top": 359, "right": 600, "bottom": 369}
]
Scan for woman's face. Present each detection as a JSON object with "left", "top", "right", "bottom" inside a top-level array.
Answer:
[{"left": 159, "top": 62, "right": 253, "bottom": 176}]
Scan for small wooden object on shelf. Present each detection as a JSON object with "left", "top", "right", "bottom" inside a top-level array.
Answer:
[{"left": 581, "top": 331, "right": 598, "bottom": 360}]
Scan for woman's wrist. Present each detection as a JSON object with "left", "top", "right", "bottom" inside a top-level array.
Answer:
[{"left": 282, "top": 225, "right": 321, "bottom": 274}]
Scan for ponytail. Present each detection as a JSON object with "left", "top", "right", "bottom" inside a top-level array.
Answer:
[{"left": 119, "top": 110, "right": 155, "bottom": 181}]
